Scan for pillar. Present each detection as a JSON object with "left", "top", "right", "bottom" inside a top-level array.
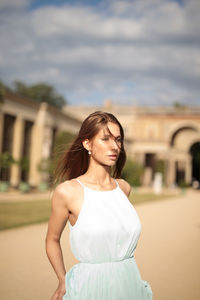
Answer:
[
  {"left": 10, "top": 116, "right": 24, "bottom": 186},
  {"left": 185, "top": 155, "right": 192, "bottom": 184},
  {"left": 167, "top": 158, "right": 176, "bottom": 187},
  {"left": 29, "top": 102, "right": 48, "bottom": 187},
  {"left": 142, "top": 166, "right": 153, "bottom": 186}
]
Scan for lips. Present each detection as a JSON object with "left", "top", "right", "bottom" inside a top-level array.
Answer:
[{"left": 108, "top": 155, "right": 118, "bottom": 160}]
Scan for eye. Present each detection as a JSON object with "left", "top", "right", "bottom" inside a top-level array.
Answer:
[
  {"left": 116, "top": 137, "right": 122, "bottom": 143},
  {"left": 102, "top": 137, "right": 109, "bottom": 141}
]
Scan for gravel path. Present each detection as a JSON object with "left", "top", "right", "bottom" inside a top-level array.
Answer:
[{"left": 0, "top": 190, "right": 199, "bottom": 300}]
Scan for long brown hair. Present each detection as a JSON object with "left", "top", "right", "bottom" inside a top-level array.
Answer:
[{"left": 53, "top": 111, "right": 126, "bottom": 184}]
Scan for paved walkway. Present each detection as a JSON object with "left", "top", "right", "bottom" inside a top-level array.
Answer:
[
  {"left": 0, "top": 190, "right": 51, "bottom": 202},
  {"left": 0, "top": 190, "right": 199, "bottom": 300}
]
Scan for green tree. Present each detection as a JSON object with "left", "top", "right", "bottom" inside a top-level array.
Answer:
[
  {"left": 122, "top": 158, "right": 144, "bottom": 187},
  {"left": 173, "top": 101, "right": 187, "bottom": 109},
  {"left": 14, "top": 81, "right": 67, "bottom": 109},
  {"left": 0, "top": 81, "right": 11, "bottom": 103}
]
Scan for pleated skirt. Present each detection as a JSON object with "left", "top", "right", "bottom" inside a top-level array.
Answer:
[{"left": 63, "top": 256, "right": 152, "bottom": 300}]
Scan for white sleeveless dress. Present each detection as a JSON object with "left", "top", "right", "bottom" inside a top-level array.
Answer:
[{"left": 63, "top": 178, "right": 152, "bottom": 300}]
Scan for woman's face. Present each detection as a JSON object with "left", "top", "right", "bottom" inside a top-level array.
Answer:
[{"left": 85, "top": 122, "right": 122, "bottom": 166}]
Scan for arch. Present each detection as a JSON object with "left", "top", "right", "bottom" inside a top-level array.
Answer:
[
  {"left": 167, "top": 121, "right": 200, "bottom": 145},
  {"left": 170, "top": 126, "right": 198, "bottom": 146}
]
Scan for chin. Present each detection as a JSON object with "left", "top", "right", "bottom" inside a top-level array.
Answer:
[
  {"left": 101, "top": 161, "right": 116, "bottom": 167},
  {"left": 108, "top": 161, "right": 117, "bottom": 166}
]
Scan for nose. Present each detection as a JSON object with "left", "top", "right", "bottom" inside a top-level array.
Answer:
[{"left": 111, "top": 139, "right": 119, "bottom": 151}]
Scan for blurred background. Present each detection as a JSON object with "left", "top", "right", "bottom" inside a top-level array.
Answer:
[
  {"left": 0, "top": 0, "right": 200, "bottom": 299},
  {"left": 1, "top": 89, "right": 200, "bottom": 193}
]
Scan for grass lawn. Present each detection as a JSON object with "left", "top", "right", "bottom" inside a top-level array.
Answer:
[
  {"left": 0, "top": 199, "right": 51, "bottom": 231},
  {"left": 129, "top": 192, "right": 176, "bottom": 205},
  {"left": 0, "top": 192, "right": 178, "bottom": 231}
]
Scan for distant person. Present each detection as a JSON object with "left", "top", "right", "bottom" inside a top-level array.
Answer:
[
  {"left": 45, "top": 111, "right": 153, "bottom": 300},
  {"left": 192, "top": 178, "right": 200, "bottom": 189}
]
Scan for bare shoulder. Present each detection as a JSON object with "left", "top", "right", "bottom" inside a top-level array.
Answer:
[
  {"left": 116, "top": 178, "right": 132, "bottom": 198},
  {"left": 52, "top": 179, "right": 81, "bottom": 207}
]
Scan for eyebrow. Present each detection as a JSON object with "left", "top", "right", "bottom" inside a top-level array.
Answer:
[{"left": 103, "top": 134, "right": 121, "bottom": 138}]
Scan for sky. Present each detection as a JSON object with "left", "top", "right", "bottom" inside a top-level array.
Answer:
[{"left": 0, "top": 0, "right": 199, "bottom": 107}]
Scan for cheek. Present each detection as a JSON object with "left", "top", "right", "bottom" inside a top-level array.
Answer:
[{"left": 92, "top": 141, "right": 107, "bottom": 153}]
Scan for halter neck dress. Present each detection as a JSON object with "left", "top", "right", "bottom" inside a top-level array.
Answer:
[{"left": 63, "top": 178, "right": 152, "bottom": 300}]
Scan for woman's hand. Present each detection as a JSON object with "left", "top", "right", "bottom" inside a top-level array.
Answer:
[{"left": 51, "top": 280, "right": 66, "bottom": 300}]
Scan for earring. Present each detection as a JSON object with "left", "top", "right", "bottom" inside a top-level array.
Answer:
[{"left": 88, "top": 150, "right": 91, "bottom": 155}]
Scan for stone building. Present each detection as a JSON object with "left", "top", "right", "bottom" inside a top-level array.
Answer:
[
  {"left": 0, "top": 93, "right": 200, "bottom": 188},
  {"left": 63, "top": 100, "right": 200, "bottom": 187},
  {"left": 0, "top": 92, "right": 81, "bottom": 187}
]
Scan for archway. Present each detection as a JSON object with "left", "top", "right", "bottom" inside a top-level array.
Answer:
[
  {"left": 170, "top": 126, "right": 197, "bottom": 146},
  {"left": 167, "top": 126, "right": 200, "bottom": 186},
  {"left": 190, "top": 142, "right": 200, "bottom": 183}
]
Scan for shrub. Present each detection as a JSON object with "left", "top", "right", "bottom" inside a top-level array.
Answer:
[
  {"left": 178, "top": 180, "right": 190, "bottom": 188},
  {"left": 122, "top": 158, "right": 144, "bottom": 187}
]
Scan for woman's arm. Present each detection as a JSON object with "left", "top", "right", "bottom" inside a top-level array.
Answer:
[{"left": 45, "top": 184, "right": 70, "bottom": 300}]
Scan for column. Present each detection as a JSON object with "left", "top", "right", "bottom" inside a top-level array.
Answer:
[
  {"left": 29, "top": 102, "right": 48, "bottom": 187},
  {"left": 10, "top": 116, "right": 24, "bottom": 186},
  {"left": 166, "top": 158, "right": 176, "bottom": 187},
  {"left": 185, "top": 155, "right": 192, "bottom": 184},
  {"left": 142, "top": 167, "right": 152, "bottom": 186},
  {"left": 136, "top": 152, "right": 145, "bottom": 165}
]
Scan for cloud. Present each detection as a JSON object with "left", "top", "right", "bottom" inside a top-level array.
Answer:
[
  {"left": 0, "top": 0, "right": 200, "bottom": 106},
  {"left": 0, "top": 0, "right": 29, "bottom": 11}
]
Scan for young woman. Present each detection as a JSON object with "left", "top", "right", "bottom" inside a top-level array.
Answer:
[{"left": 46, "top": 111, "right": 152, "bottom": 300}]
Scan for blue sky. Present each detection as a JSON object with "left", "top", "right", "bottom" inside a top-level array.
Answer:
[
  {"left": 30, "top": 0, "right": 103, "bottom": 9},
  {"left": 0, "top": 0, "right": 199, "bottom": 107},
  {"left": 29, "top": 0, "right": 184, "bottom": 9}
]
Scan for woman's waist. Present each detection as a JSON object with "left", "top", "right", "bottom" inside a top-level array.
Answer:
[
  {"left": 65, "top": 255, "right": 142, "bottom": 297},
  {"left": 66, "top": 255, "right": 136, "bottom": 278},
  {"left": 80, "top": 255, "right": 134, "bottom": 264}
]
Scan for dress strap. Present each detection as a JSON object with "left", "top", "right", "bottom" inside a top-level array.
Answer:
[
  {"left": 114, "top": 178, "right": 119, "bottom": 188},
  {"left": 75, "top": 178, "right": 86, "bottom": 189}
]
